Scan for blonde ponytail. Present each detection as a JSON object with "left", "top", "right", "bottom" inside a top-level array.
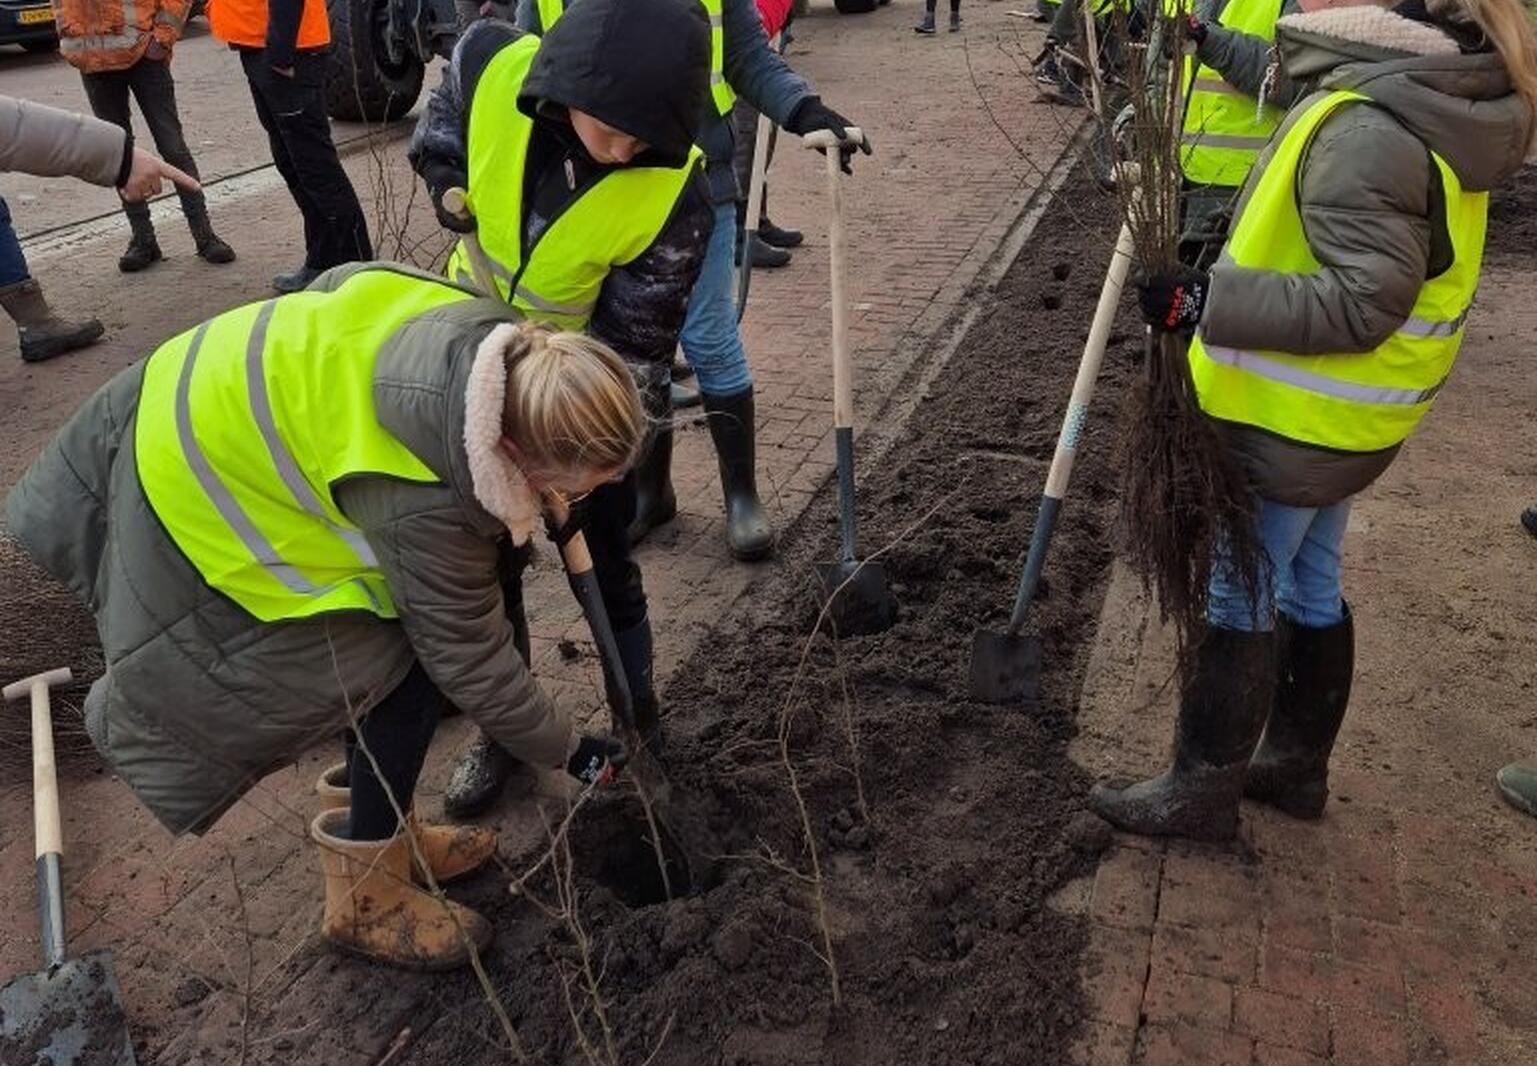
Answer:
[
  {"left": 1452, "top": 0, "right": 1537, "bottom": 148},
  {"left": 500, "top": 322, "right": 646, "bottom": 484}
]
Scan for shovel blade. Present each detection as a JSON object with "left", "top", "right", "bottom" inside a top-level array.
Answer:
[
  {"left": 0, "top": 951, "right": 136, "bottom": 1066},
  {"left": 968, "top": 629, "right": 1043, "bottom": 705},
  {"left": 816, "top": 560, "right": 896, "bottom": 638}
]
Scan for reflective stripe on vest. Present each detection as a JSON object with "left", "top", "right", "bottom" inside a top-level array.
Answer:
[
  {"left": 447, "top": 36, "right": 703, "bottom": 328},
  {"left": 135, "top": 271, "right": 469, "bottom": 622},
  {"left": 1188, "top": 90, "right": 1487, "bottom": 453},
  {"left": 1179, "top": 0, "right": 1283, "bottom": 188},
  {"left": 537, "top": 0, "right": 733, "bottom": 115}
]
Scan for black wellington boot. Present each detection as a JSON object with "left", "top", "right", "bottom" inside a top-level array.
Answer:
[
  {"left": 613, "top": 619, "right": 664, "bottom": 754},
  {"left": 1090, "top": 627, "right": 1274, "bottom": 842},
  {"left": 442, "top": 733, "right": 518, "bottom": 819},
  {"left": 626, "top": 425, "right": 678, "bottom": 546},
  {"left": 702, "top": 388, "right": 774, "bottom": 561},
  {"left": 1244, "top": 605, "right": 1354, "bottom": 820}
]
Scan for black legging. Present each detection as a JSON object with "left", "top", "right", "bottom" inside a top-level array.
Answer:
[{"left": 346, "top": 662, "right": 446, "bottom": 840}]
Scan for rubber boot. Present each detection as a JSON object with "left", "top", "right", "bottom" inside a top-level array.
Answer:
[
  {"left": 315, "top": 764, "right": 497, "bottom": 882},
  {"left": 188, "top": 208, "right": 236, "bottom": 265},
  {"left": 613, "top": 620, "right": 664, "bottom": 754},
  {"left": 703, "top": 388, "right": 774, "bottom": 560},
  {"left": 949, "top": 9, "right": 962, "bottom": 30},
  {"left": 914, "top": 10, "right": 936, "bottom": 33},
  {"left": 1243, "top": 606, "right": 1353, "bottom": 820},
  {"left": 626, "top": 425, "right": 678, "bottom": 546},
  {"left": 118, "top": 215, "right": 163, "bottom": 273},
  {"left": 442, "top": 732, "right": 520, "bottom": 819},
  {"left": 1090, "top": 627, "right": 1275, "bottom": 842},
  {"left": 0, "top": 279, "right": 104, "bottom": 363},
  {"left": 671, "top": 378, "right": 702, "bottom": 409},
  {"left": 311, "top": 808, "right": 492, "bottom": 971},
  {"left": 274, "top": 264, "right": 322, "bottom": 294},
  {"left": 1522, "top": 506, "right": 1537, "bottom": 538},
  {"left": 758, "top": 217, "right": 803, "bottom": 250},
  {"left": 1497, "top": 763, "right": 1537, "bottom": 818}
]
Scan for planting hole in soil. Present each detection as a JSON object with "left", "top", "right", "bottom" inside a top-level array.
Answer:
[{"left": 571, "top": 795, "right": 696, "bottom": 907}]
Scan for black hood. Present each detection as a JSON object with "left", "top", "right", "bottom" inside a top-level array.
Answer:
[{"left": 519, "top": 0, "right": 710, "bottom": 169}]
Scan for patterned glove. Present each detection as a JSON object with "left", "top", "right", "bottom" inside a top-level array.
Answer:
[
  {"left": 1136, "top": 267, "right": 1209, "bottom": 333},
  {"left": 566, "top": 735, "right": 628, "bottom": 787}
]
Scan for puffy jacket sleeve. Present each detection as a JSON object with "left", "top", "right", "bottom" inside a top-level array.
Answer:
[
  {"left": 335, "top": 483, "right": 576, "bottom": 769},
  {"left": 723, "top": 0, "right": 809, "bottom": 126},
  {"left": 1194, "top": 0, "right": 1301, "bottom": 105},
  {"left": 1202, "top": 103, "right": 1432, "bottom": 355},
  {"left": 588, "top": 167, "right": 712, "bottom": 367},
  {"left": 409, "top": 20, "right": 522, "bottom": 197},
  {"left": 0, "top": 95, "right": 128, "bottom": 187}
]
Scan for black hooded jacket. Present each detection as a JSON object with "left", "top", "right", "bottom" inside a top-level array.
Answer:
[{"left": 408, "top": 0, "right": 714, "bottom": 376}]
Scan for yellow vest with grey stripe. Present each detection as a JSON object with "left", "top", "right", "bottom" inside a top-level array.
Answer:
[
  {"left": 1189, "top": 89, "right": 1486, "bottom": 453},
  {"left": 1179, "top": 0, "right": 1283, "bottom": 188},
  {"left": 135, "top": 272, "right": 474, "bottom": 622},
  {"left": 537, "top": 0, "right": 734, "bottom": 115},
  {"left": 446, "top": 35, "right": 704, "bottom": 327}
]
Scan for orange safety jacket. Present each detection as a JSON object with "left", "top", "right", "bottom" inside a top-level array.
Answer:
[
  {"left": 53, "top": 0, "right": 191, "bottom": 73},
  {"left": 207, "top": 0, "right": 329, "bottom": 50}
]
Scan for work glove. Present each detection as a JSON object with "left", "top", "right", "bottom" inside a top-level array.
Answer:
[
  {"left": 422, "top": 162, "right": 475, "bottom": 234},
  {"left": 542, "top": 494, "right": 594, "bottom": 548},
  {"left": 1136, "top": 267, "right": 1209, "bottom": 333},
  {"left": 567, "top": 734, "right": 628, "bottom": 786},
  {"left": 1187, "top": 15, "right": 1208, "bottom": 44},
  {"left": 785, "top": 98, "right": 872, "bottom": 174}
]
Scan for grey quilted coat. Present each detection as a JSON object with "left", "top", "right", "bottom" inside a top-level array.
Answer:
[{"left": 4, "top": 264, "right": 576, "bottom": 835}]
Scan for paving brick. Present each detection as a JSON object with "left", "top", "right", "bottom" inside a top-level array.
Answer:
[
  {"left": 1333, "top": 916, "right": 1402, "bottom": 973},
  {"left": 1251, "top": 1043, "right": 1327, "bottom": 1066},
  {"left": 1330, "top": 959, "right": 1406, "bottom": 1018},
  {"left": 1259, "top": 944, "right": 1333, "bottom": 1005},
  {"left": 1069, "top": 1020, "right": 1137, "bottom": 1066},
  {"left": 1262, "top": 872, "right": 1332, "bottom": 955},
  {"left": 1330, "top": 1008, "right": 1412, "bottom": 1066},
  {"left": 1233, "top": 986, "right": 1328, "bottom": 1055},
  {"left": 1090, "top": 846, "right": 1162, "bottom": 931},
  {"left": 1083, "top": 922, "right": 1153, "bottom": 1030},
  {"left": 1142, "top": 965, "right": 1233, "bottom": 1029},
  {"left": 1134, "top": 1023, "right": 1253, "bottom": 1066},
  {"left": 1158, "top": 853, "right": 1260, "bottom": 930},
  {"left": 1149, "top": 921, "right": 1258, "bottom": 984},
  {"left": 1409, "top": 982, "right": 1483, "bottom": 1061}
]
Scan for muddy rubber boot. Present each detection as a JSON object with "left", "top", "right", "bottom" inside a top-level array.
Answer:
[
  {"left": 118, "top": 216, "right": 163, "bottom": 273},
  {"left": 626, "top": 426, "right": 679, "bottom": 546},
  {"left": 1090, "top": 627, "right": 1274, "bottom": 842},
  {"left": 1522, "top": 506, "right": 1537, "bottom": 538},
  {"left": 188, "top": 209, "right": 236, "bottom": 265},
  {"left": 315, "top": 764, "right": 498, "bottom": 882},
  {"left": 0, "top": 279, "right": 104, "bottom": 363},
  {"left": 1497, "top": 763, "right": 1537, "bottom": 818},
  {"left": 442, "top": 733, "right": 520, "bottom": 819},
  {"left": 1244, "top": 606, "right": 1353, "bottom": 820},
  {"left": 703, "top": 388, "right": 774, "bottom": 561},
  {"left": 914, "top": 10, "right": 935, "bottom": 32},
  {"left": 311, "top": 808, "right": 493, "bottom": 971},
  {"left": 949, "top": 10, "right": 962, "bottom": 31}
]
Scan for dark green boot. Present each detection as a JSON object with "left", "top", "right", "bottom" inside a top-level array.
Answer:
[
  {"left": 626, "top": 425, "right": 678, "bottom": 546},
  {"left": 1244, "top": 605, "right": 1353, "bottom": 820},
  {"left": 1090, "top": 627, "right": 1274, "bottom": 841},
  {"left": 1497, "top": 763, "right": 1537, "bottom": 818},
  {"left": 702, "top": 387, "right": 774, "bottom": 561}
]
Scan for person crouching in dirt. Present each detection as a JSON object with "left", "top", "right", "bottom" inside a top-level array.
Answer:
[
  {"left": 1091, "top": 0, "right": 1537, "bottom": 841},
  {"left": 409, "top": 0, "right": 713, "bottom": 820},
  {"left": 3, "top": 264, "right": 640, "bottom": 970}
]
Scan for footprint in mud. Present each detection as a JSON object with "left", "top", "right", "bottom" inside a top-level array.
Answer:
[{"left": 1041, "top": 292, "right": 1063, "bottom": 311}]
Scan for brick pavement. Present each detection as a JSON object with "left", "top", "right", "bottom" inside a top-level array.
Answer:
[
  {"left": 1066, "top": 252, "right": 1537, "bottom": 1064},
  {"left": 0, "top": 3, "right": 1091, "bottom": 1060}
]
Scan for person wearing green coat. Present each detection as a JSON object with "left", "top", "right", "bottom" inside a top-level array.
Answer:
[{"left": 4, "top": 263, "right": 643, "bottom": 971}]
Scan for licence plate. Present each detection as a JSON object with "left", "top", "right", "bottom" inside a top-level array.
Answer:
[{"left": 17, "top": 7, "right": 53, "bottom": 23}]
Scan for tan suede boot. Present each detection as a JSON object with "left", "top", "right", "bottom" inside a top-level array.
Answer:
[
  {"left": 310, "top": 808, "right": 493, "bottom": 971},
  {"left": 314, "top": 764, "right": 498, "bottom": 883}
]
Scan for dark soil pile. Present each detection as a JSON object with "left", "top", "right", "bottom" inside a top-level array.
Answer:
[
  {"left": 1483, "top": 161, "right": 1536, "bottom": 267},
  {"left": 380, "top": 170, "right": 1139, "bottom": 1065}
]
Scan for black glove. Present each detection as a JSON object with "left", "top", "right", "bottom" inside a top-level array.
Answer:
[
  {"left": 566, "top": 734, "right": 628, "bottom": 786},
  {"left": 422, "top": 162, "right": 474, "bottom": 234},
  {"left": 542, "top": 493, "right": 594, "bottom": 548},
  {"left": 785, "top": 98, "right": 872, "bottom": 175},
  {"left": 1187, "top": 15, "right": 1208, "bottom": 44},
  {"left": 1136, "top": 267, "right": 1209, "bottom": 333}
]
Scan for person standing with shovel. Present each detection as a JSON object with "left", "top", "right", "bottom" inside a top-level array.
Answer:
[{"left": 4, "top": 264, "right": 638, "bottom": 970}]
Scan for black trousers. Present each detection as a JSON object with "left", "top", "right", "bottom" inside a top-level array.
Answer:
[
  {"left": 80, "top": 58, "right": 207, "bottom": 230},
  {"left": 239, "top": 48, "right": 371, "bottom": 271},
  {"left": 346, "top": 662, "right": 445, "bottom": 840}
]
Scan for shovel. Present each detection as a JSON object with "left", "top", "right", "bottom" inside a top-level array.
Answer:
[
  {"left": 969, "top": 221, "right": 1135, "bottom": 704},
  {"left": 735, "top": 107, "right": 775, "bottom": 322},
  {"left": 0, "top": 667, "right": 137, "bottom": 1066},
  {"left": 441, "top": 187, "right": 502, "bottom": 299},
  {"left": 804, "top": 127, "right": 896, "bottom": 638}
]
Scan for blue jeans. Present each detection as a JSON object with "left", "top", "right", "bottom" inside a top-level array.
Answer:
[
  {"left": 679, "top": 201, "right": 753, "bottom": 397},
  {"left": 1207, "top": 496, "right": 1352, "bottom": 632},
  {"left": 0, "top": 198, "right": 31, "bottom": 288}
]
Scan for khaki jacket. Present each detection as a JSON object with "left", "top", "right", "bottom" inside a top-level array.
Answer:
[{"left": 0, "top": 93, "right": 127, "bottom": 186}]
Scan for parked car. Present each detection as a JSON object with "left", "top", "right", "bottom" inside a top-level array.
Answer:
[{"left": 0, "top": 0, "right": 59, "bottom": 52}]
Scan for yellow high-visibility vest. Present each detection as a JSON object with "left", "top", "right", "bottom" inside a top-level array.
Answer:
[
  {"left": 1189, "top": 89, "right": 1487, "bottom": 453},
  {"left": 1179, "top": 0, "right": 1283, "bottom": 188},
  {"left": 135, "top": 270, "right": 472, "bottom": 622},
  {"left": 446, "top": 36, "right": 704, "bottom": 328},
  {"left": 537, "top": 0, "right": 734, "bottom": 116}
]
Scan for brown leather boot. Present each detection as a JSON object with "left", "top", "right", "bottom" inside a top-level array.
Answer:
[
  {"left": 314, "top": 764, "right": 497, "bottom": 883},
  {"left": 0, "top": 279, "right": 103, "bottom": 363},
  {"left": 310, "top": 808, "right": 493, "bottom": 971}
]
